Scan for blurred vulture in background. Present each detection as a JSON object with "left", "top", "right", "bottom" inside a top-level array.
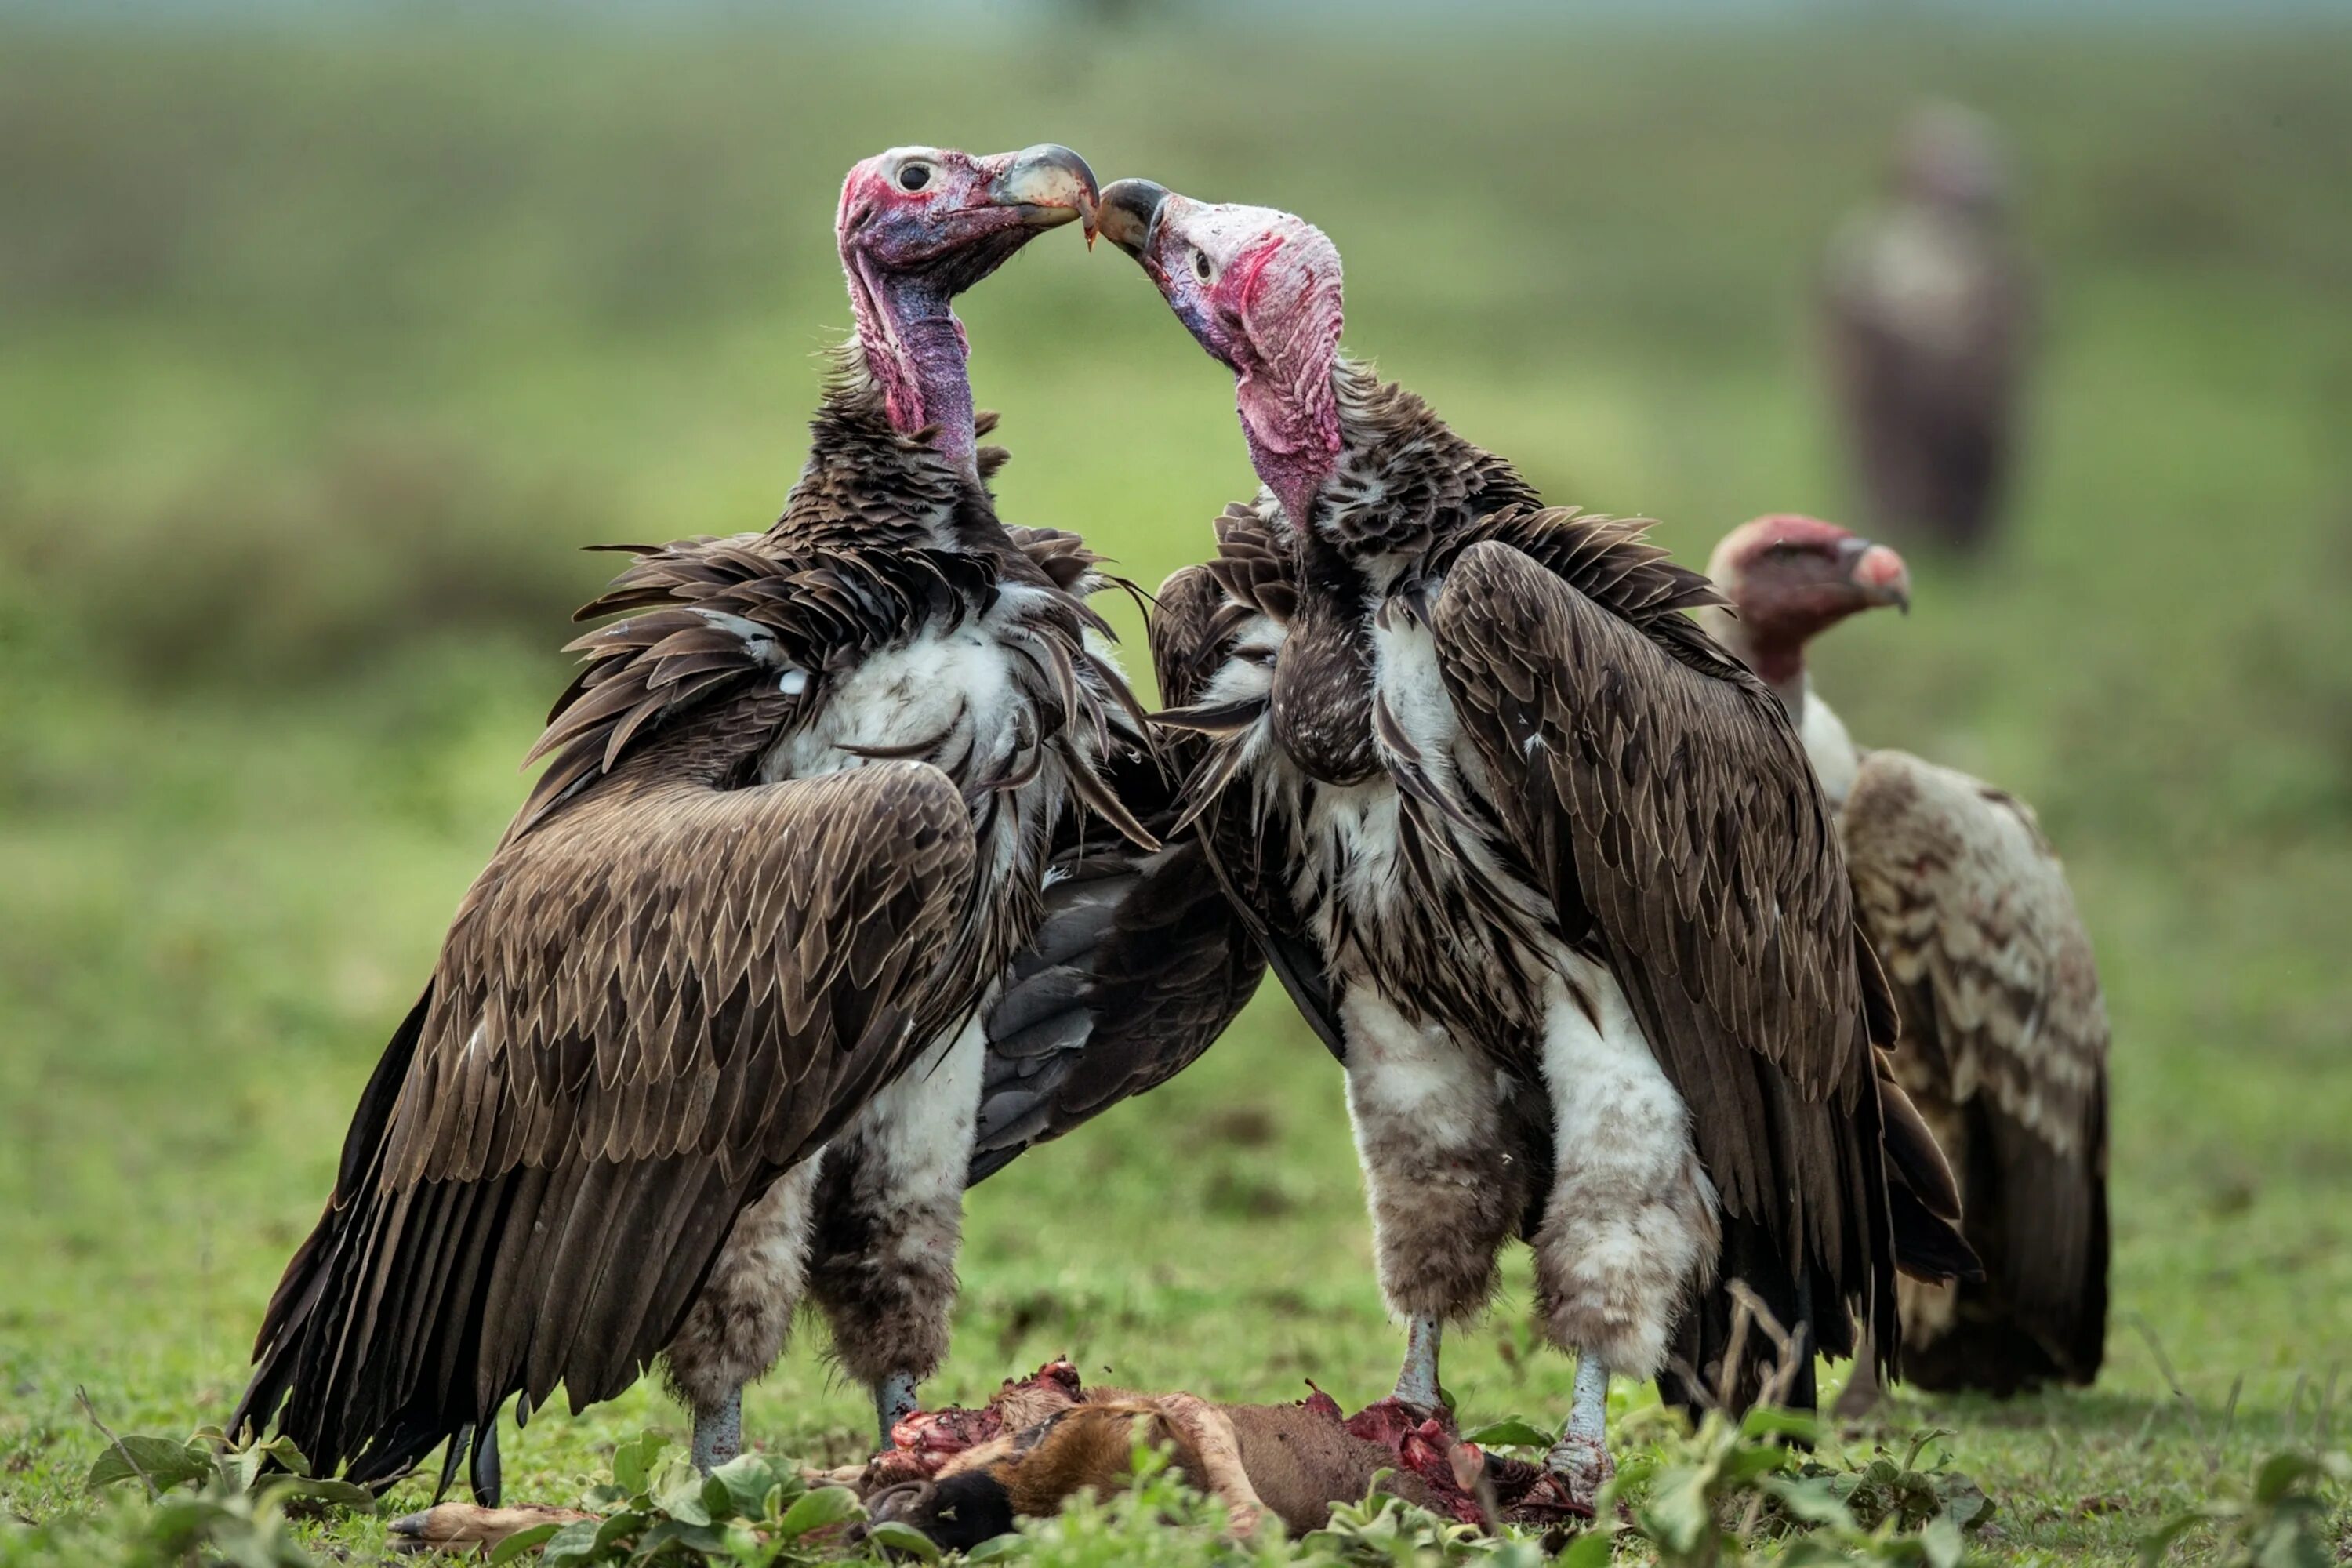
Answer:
[
  {"left": 231, "top": 143, "right": 1262, "bottom": 1504},
  {"left": 1097, "top": 180, "right": 1973, "bottom": 1512},
  {"left": 1823, "top": 105, "right": 2035, "bottom": 554},
  {"left": 1708, "top": 514, "right": 2110, "bottom": 1399}
]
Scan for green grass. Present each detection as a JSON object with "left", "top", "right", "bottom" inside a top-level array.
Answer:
[{"left": 4, "top": 16, "right": 2350, "bottom": 1564}]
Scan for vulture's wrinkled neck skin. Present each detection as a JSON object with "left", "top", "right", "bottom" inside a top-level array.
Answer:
[
  {"left": 1701, "top": 604, "right": 1811, "bottom": 720},
  {"left": 1239, "top": 370, "right": 1341, "bottom": 536},
  {"left": 847, "top": 262, "right": 978, "bottom": 480}
]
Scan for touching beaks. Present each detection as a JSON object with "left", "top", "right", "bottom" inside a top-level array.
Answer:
[
  {"left": 987, "top": 144, "right": 1101, "bottom": 234},
  {"left": 1095, "top": 179, "right": 1172, "bottom": 262}
]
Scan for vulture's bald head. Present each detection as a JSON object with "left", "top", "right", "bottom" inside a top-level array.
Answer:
[
  {"left": 834, "top": 143, "right": 1096, "bottom": 464},
  {"left": 1708, "top": 514, "right": 1910, "bottom": 690},
  {"left": 1098, "top": 180, "right": 1345, "bottom": 525},
  {"left": 837, "top": 144, "right": 1098, "bottom": 296}
]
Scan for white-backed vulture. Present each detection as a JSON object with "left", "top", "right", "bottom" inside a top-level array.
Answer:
[
  {"left": 1707, "top": 513, "right": 2108, "bottom": 1396},
  {"left": 1095, "top": 181, "right": 1973, "bottom": 1510}
]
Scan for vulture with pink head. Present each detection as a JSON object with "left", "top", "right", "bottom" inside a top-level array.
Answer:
[
  {"left": 1707, "top": 514, "right": 2109, "bottom": 1396},
  {"left": 1097, "top": 179, "right": 1973, "bottom": 1508},
  {"left": 231, "top": 143, "right": 1266, "bottom": 1502}
]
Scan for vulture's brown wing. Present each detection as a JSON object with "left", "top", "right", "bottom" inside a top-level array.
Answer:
[
  {"left": 967, "top": 837, "right": 1266, "bottom": 1182},
  {"left": 963, "top": 540, "right": 1271, "bottom": 1182},
  {"left": 1151, "top": 553, "right": 1347, "bottom": 1060},
  {"left": 1842, "top": 749, "right": 2109, "bottom": 1385},
  {"left": 235, "top": 760, "right": 975, "bottom": 1490},
  {"left": 1428, "top": 536, "right": 1908, "bottom": 1388},
  {"left": 1430, "top": 537, "right": 1873, "bottom": 1109}
]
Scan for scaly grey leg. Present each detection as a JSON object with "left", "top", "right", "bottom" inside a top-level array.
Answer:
[
  {"left": 1392, "top": 1315, "right": 1444, "bottom": 1410},
  {"left": 876, "top": 1370, "right": 920, "bottom": 1450},
  {"left": 1545, "top": 1353, "right": 1615, "bottom": 1512},
  {"left": 691, "top": 1389, "right": 742, "bottom": 1473}
]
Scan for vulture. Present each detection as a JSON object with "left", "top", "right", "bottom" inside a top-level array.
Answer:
[
  {"left": 230, "top": 143, "right": 1259, "bottom": 1503},
  {"left": 1705, "top": 514, "right": 2108, "bottom": 1397},
  {"left": 1095, "top": 181, "right": 1972, "bottom": 1507},
  {"left": 1823, "top": 104, "right": 2034, "bottom": 554}
]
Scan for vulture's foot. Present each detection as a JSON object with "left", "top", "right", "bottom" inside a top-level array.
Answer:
[
  {"left": 1541, "top": 1432, "right": 1613, "bottom": 1516},
  {"left": 691, "top": 1389, "right": 743, "bottom": 1472},
  {"left": 1541, "top": 1352, "right": 1613, "bottom": 1514},
  {"left": 1832, "top": 1361, "right": 1885, "bottom": 1423},
  {"left": 1834, "top": 1327, "right": 1887, "bottom": 1421},
  {"left": 388, "top": 1502, "right": 592, "bottom": 1555}
]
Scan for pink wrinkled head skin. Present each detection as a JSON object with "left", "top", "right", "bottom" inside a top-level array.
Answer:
[
  {"left": 1108, "top": 189, "right": 1346, "bottom": 528},
  {"left": 833, "top": 143, "right": 1095, "bottom": 470},
  {"left": 1707, "top": 513, "right": 1911, "bottom": 686}
]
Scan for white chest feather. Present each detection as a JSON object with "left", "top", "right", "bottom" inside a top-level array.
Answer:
[
  {"left": 1370, "top": 612, "right": 1461, "bottom": 761},
  {"left": 760, "top": 621, "right": 1024, "bottom": 787},
  {"left": 1799, "top": 691, "right": 1861, "bottom": 809}
]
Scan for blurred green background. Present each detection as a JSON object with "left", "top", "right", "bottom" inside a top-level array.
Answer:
[{"left": 3, "top": 8, "right": 2350, "bottom": 1562}]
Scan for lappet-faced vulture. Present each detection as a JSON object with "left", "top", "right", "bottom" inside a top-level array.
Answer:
[
  {"left": 1095, "top": 181, "right": 1973, "bottom": 1509},
  {"left": 230, "top": 143, "right": 1265, "bottom": 1501},
  {"left": 1822, "top": 104, "right": 2035, "bottom": 554},
  {"left": 1707, "top": 514, "right": 2108, "bottom": 1398}
]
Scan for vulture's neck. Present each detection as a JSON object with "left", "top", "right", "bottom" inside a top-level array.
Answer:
[
  {"left": 1700, "top": 603, "right": 1866, "bottom": 805},
  {"left": 1700, "top": 603, "right": 1811, "bottom": 720},
  {"left": 1238, "top": 361, "right": 1344, "bottom": 537},
  {"left": 849, "top": 267, "right": 979, "bottom": 480}
]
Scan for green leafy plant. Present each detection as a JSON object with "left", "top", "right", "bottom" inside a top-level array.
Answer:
[
  {"left": 487, "top": 1432, "right": 933, "bottom": 1567},
  {"left": 1567, "top": 1401, "right": 1994, "bottom": 1568},
  {"left": 1303, "top": 1489, "right": 1546, "bottom": 1568},
  {"left": 74, "top": 1392, "right": 373, "bottom": 1568},
  {"left": 2136, "top": 1448, "right": 2350, "bottom": 1568},
  {"left": 1781, "top": 1429, "right": 1994, "bottom": 1537}
]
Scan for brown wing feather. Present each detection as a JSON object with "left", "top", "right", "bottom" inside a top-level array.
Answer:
[
  {"left": 1841, "top": 748, "right": 2109, "bottom": 1385},
  {"left": 968, "top": 838, "right": 1265, "bottom": 1182},
  {"left": 1428, "top": 535, "right": 1915, "bottom": 1389},
  {"left": 1151, "top": 553, "right": 1348, "bottom": 1061},
  {"left": 967, "top": 656, "right": 1267, "bottom": 1184},
  {"left": 1430, "top": 535, "right": 1872, "bottom": 1107},
  {"left": 234, "top": 758, "right": 975, "bottom": 1487}
]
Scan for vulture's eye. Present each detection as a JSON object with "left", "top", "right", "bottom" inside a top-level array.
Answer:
[
  {"left": 1192, "top": 249, "right": 1214, "bottom": 283},
  {"left": 898, "top": 162, "right": 934, "bottom": 192}
]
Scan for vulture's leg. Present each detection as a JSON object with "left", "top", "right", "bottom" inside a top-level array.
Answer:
[
  {"left": 1392, "top": 1316, "right": 1443, "bottom": 1409},
  {"left": 1544, "top": 1354, "right": 1615, "bottom": 1508},
  {"left": 661, "top": 1157, "right": 826, "bottom": 1472},
  {"left": 691, "top": 1390, "right": 743, "bottom": 1472},
  {"left": 1833, "top": 1328, "right": 1883, "bottom": 1420},
  {"left": 806, "top": 1014, "right": 989, "bottom": 1449},
  {"left": 1336, "top": 991, "right": 1519, "bottom": 1416},
  {"left": 876, "top": 1372, "right": 920, "bottom": 1443},
  {"left": 1532, "top": 967, "right": 1719, "bottom": 1509}
]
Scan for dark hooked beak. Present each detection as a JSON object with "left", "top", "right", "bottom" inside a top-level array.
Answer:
[
  {"left": 989, "top": 144, "right": 1099, "bottom": 241},
  {"left": 1094, "top": 178, "right": 1171, "bottom": 260},
  {"left": 1838, "top": 535, "right": 1913, "bottom": 613}
]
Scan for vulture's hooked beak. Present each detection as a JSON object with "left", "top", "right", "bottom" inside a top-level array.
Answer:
[
  {"left": 1095, "top": 178, "right": 1171, "bottom": 261},
  {"left": 989, "top": 144, "right": 1101, "bottom": 245},
  {"left": 1841, "top": 535, "right": 1913, "bottom": 614}
]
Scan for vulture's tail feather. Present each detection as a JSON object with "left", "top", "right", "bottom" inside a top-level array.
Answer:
[
  {"left": 1658, "top": 1214, "right": 1826, "bottom": 1421},
  {"left": 1887, "top": 1179, "right": 1981, "bottom": 1284},
  {"left": 1907, "top": 1085, "right": 2105, "bottom": 1395},
  {"left": 1876, "top": 1066, "right": 1980, "bottom": 1284}
]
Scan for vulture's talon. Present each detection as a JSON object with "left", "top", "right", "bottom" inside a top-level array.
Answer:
[{"left": 1542, "top": 1433, "right": 1614, "bottom": 1516}]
